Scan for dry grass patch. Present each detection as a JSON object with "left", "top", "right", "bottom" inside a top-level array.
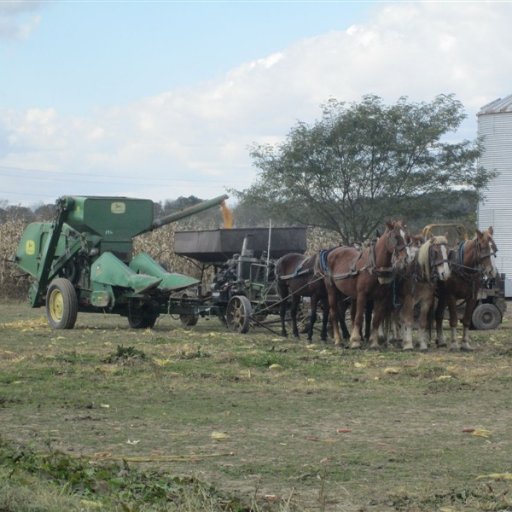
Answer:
[{"left": 1, "top": 302, "right": 512, "bottom": 511}]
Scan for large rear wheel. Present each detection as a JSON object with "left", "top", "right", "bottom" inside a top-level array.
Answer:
[{"left": 46, "top": 278, "right": 78, "bottom": 329}]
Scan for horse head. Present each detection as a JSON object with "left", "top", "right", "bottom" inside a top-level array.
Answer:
[
  {"left": 383, "top": 220, "right": 410, "bottom": 272},
  {"left": 407, "top": 233, "right": 424, "bottom": 264},
  {"left": 425, "top": 235, "right": 451, "bottom": 282},
  {"left": 475, "top": 226, "right": 498, "bottom": 278}
]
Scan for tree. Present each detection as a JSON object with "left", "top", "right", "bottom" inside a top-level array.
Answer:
[{"left": 234, "top": 94, "right": 494, "bottom": 243}]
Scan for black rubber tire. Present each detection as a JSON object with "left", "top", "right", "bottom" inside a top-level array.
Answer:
[
  {"left": 46, "top": 278, "right": 78, "bottom": 329},
  {"left": 128, "top": 301, "right": 159, "bottom": 329},
  {"left": 471, "top": 303, "right": 502, "bottom": 330},
  {"left": 128, "top": 313, "right": 158, "bottom": 329},
  {"left": 180, "top": 313, "right": 199, "bottom": 327},
  {"left": 226, "top": 295, "right": 252, "bottom": 334}
]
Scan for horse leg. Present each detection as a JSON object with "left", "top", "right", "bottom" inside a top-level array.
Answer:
[
  {"left": 417, "top": 291, "right": 434, "bottom": 352},
  {"left": 378, "top": 322, "right": 386, "bottom": 345},
  {"left": 320, "top": 296, "right": 329, "bottom": 342},
  {"left": 364, "top": 300, "right": 373, "bottom": 341},
  {"left": 349, "top": 293, "right": 366, "bottom": 349},
  {"left": 461, "top": 298, "right": 477, "bottom": 351},
  {"left": 400, "top": 295, "right": 415, "bottom": 351},
  {"left": 327, "top": 283, "right": 342, "bottom": 346},
  {"left": 307, "top": 295, "right": 318, "bottom": 343},
  {"left": 279, "top": 285, "right": 288, "bottom": 338},
  {"left": 338, "top": 297, "right": 351, "bottom": 340},
  {"left": 446, "top": 296, "right": 459, "bottom": 351},
  {"left": 427, "top": 299, "right": 435, "bottom": 347},
  {"left": 291, "top": 295, "right": 300, "bottom": 339},
  {"left": 434, "top": 292, "right": 447, "bottom": 348},
  {"left": 391, "top": 308, "right": 403, "bottom": 346},
  {"left": 369, "top": 299, "right": 387, "bottom": 349},
  {"left": 378, "top": 309, "right": 395, "bottom": 347}
]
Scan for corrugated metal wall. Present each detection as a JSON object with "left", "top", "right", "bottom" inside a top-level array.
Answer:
[{"left": 478, "top": 110, "right": 512, "bottom": 296}]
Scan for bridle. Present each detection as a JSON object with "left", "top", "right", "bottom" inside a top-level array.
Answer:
[
  {"left": 452, "top": 236, "right": 497, "bottom": 277},
  {"left": 429, "top": 241, "right": 449, "bottom": 267},
  {"left": 427, "top": 240, "right": 450, "bottom": 281},
  {"left": 475, "top": 236, "right": 497, "bottom": 262}
]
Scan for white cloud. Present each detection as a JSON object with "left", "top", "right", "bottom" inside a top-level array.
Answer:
[
  {"left": 0, "top": 1, "right": 44, "bottom": 41},
  {"left": 1, "top": 1, "right": 512, "bottom": 205}
]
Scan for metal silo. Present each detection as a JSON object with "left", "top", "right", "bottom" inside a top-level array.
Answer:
[{"left": 477, "top": 94, "right": 512, "bottom": 297}]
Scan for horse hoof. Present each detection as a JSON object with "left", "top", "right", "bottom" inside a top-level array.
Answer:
[
  {"left": 436, "top": 342, "right": 447, "bottom": 348},
  {"left": 449, "top": 345, "right": 460, "bottom": 352},
  {"left": 402, "top": 343, "right": 414, "bottom": 351},
  {"left": 349, "top": 342, "right": 361, "bottom": 349},
  {"left": 461, "top": 344, "right": 474, "bottom": 352}
]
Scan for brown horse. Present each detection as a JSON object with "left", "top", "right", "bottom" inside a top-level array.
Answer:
[
  {"left": 276, "top": 252, "right": 350, "bottom": 342},
  {"left": 324, "top": 221, "right": 410, "bottom": 348},
  {"left": 399, "top": 236, "right": 450, "bottom": 351},
  {"left": 434, "top": 227, "right": 497, "bottom": 351}
]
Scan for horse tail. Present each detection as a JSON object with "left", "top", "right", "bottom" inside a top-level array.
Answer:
[{"left": 274, "top": 255, "right": 285, "bottom": 281}]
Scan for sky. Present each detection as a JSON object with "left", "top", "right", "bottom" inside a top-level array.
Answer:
[{"left": 0, "top": 0, "right": 511, "bottom": 207}]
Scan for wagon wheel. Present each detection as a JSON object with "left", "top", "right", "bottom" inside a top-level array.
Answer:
[
  {"left": 180, "top": 313, "right": 199, "bottom": 327},
  {"left": 128, "top": 302, "right": 159, "bottom": 329},
  {"left": 46, "top": 278, "right": 78, "bottom": 329},
  {"left": 471, "top": 303, "right": 501, "bottom": 330},
  {"left": 178, "top": 292, "right": 199, "bottom": 327},
  {"left": 226, "top": 295, "right": 252, "bottom": 333}
]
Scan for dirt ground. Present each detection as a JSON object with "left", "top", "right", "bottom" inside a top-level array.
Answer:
[{"left": 1, "top": 301, "right": 512, "bottom": 511}]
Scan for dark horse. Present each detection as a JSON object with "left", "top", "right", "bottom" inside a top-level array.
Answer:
[
  {"left": 434, "top": 227, "right": 497, "bottom": 351},
  {"left": 275, "top": 252, "right": 350, "bottom": 342},
  {"left": 324, "top": 221, "right": 410, "bottom": 348}
]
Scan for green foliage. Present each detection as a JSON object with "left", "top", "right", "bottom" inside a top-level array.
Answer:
[
  {"left": 235, "top": 94, "right": 494, "bottom": 242},
  {"left": 0, "top": 437, "right": 247, "bottom": 511},
  {"left": 103, "top": 345, "right": 147, "bottom": 364}
]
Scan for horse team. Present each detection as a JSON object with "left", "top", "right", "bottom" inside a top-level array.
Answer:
[{"left": 275, "top": 222, "right": 498, "bottom": 351}]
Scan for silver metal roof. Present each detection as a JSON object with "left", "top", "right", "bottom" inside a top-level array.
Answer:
[{"left": 478, "top": 94, "right": 512, "bottom": 115}]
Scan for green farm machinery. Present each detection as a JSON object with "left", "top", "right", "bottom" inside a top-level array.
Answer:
[{"left": 14, "top": 194, "right": 228, "bottom": 329}]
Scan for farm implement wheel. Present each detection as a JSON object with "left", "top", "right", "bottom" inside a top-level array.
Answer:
[
  {"left": 128, "top": 302, "right": 159, "bottom": 329},
  {"left": 180, "top": 313, "right": 199, "bottom": 327},
  {"left": 471, "top": 303, "right": 502, "bottom": 330},
  {"left": 46, "top": 278, "right": 78, "bottom": 329},
  {"left": 226, "top": 295, "right": 252, "bottom": 333}
]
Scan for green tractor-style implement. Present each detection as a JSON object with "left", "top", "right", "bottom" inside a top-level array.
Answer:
[{"left": 14, "top": 194, "right": 228, "bottom": 329}]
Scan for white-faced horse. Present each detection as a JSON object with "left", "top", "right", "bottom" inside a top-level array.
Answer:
[{"left": 399, "top": 236, "right": 451, "bottom": 351}]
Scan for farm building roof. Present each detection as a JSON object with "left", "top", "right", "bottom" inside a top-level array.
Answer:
[{"left": 478, "top": 94, "right": 512, "bottom": 115}]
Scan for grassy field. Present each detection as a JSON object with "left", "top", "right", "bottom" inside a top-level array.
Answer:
[{"left": 1, "top": 302, "right": 512, "bottom": 511}]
